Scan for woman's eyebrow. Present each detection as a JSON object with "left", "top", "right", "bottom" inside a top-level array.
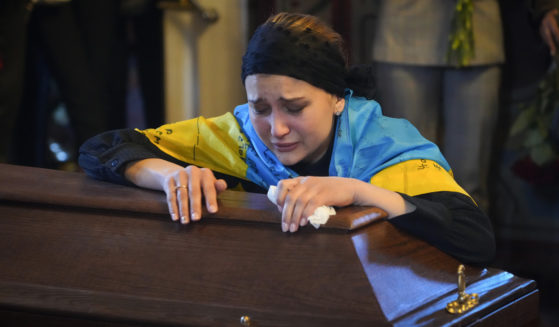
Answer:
[
  {"left": 248, "top": 97, "right": 306, "bottom": 104},
  {"left": 279, "top": 96, "right": 306, "bottom": 103}
]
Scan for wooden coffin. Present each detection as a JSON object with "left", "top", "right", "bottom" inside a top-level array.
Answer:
[{"left": 0, "top": 164, "right": 538, "bottom": 326}]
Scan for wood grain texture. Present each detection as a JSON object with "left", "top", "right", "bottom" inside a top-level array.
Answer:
[
  {"left": 0, "top": 163, "right": 386, "bottom": 231},
  {"left": 0, "top": 164, "right": 539, "bottom": 326}
]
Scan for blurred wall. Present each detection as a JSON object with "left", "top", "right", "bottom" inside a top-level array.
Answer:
[{"left": 163, "top": 0, "right": 248, "bottom": 122}]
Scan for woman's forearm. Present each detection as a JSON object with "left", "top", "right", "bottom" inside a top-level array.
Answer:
[
  {"left": 353, "top": 180, "right": 416, "bottom": 218},
  {"left": 124, "top": 158, "right": 184, "bottom": 191}
]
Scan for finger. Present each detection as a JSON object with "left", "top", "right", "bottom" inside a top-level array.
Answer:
[
  {"left": 187, "top": 166, "right": 202, "bottom": 221},
  {"left": 177, "top": 170, "right": 190, "bottom": 224},
  {"left": 215, "top": 179, "right": 227, "bottom": 193},
  {"left": 277, "top": 179, "right": 297, "bottom": 231},
  {"left": 292, "top": 177, "right": 313, "bottom": 228},
  {"left": 201, "top": 168, "right": 218, "bottom": 213},
  {"left": 300, "top": 197, "right": 322, "bottom": 227},
  {"left": 276, "top": 177, "right": 301, "bottom": 208},
  {"left": 288, "top": 196, "right": 309, "bottom": 232},
  {"left": 281, "top": 184, "right": 308, "bottom": 233},
  {"left": 166, "top": 177, "right": 179, "bottom": 221},
  {"left": 281, "top": 193, "right": 295, "bottom": 232},
  {"left": 290, "top": 190, "right": 318, "bottom": 232}
]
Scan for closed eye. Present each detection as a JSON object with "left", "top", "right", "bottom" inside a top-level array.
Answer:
[
  {"left": 283, "top": 99, "right": 308, "bottom": 114},
  {"left": 286, "top": 105, "right": 305, "bottom": 114},
  {"left": 250, "top": 105, "right": 270, "bottom": 115}
]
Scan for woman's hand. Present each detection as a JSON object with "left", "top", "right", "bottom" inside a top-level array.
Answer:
[
  {"left": 124, "top": 159, "right": 227, "bottom": 224},
  {"left": 274, "top": 176, "right": 358, "bottom": 232},
  {"left": 273, "top": 176, "right": 415, "bottom": 233},
  {"left": 163, "top": 166, "right": 227, "bottom": 224}
]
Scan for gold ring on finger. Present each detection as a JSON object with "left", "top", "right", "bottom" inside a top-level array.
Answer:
[{"left": 175, "top": 185, "right": 188, "bottom": 192}]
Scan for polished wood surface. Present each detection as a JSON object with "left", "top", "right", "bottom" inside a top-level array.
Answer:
[
  {"left": 0, "top": 164, "right": 386, "bottom": 231},
  {"left": 0, "top": 164, "right": 539, "bottom": 326}
]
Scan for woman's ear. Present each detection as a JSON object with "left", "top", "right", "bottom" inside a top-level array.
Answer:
[{"left": 334, "top": 96, "right": 345, "bottom": 115}]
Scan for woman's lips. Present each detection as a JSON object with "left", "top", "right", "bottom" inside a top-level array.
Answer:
[{"left": 272, "top": 142, "right": 298, "bottom": 152}]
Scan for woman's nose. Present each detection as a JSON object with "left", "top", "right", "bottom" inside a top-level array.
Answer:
[{"left": 270, "top": 112, "right": 290, "bottom": 138}]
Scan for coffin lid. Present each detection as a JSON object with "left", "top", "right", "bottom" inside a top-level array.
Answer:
[{"left": 0, "top": 164, "right": 538, "bottom": 326}]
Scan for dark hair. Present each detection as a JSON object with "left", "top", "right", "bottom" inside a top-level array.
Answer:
[
  {"left": 265, "top": 12, "right": 347, "bottom": 63},
  {"left": 241, "top": 12, "right": 375, "bottom": 99}
]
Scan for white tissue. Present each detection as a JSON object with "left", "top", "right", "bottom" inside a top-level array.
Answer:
[
  {"left": 267, "top": 185, "right": 336, "bottom": 229},
  {"left": 267, "top": 185, "right": 279, "bottom": 204},
  {"left": 307, "top": 205, "right": 336, "bottom": 229}
]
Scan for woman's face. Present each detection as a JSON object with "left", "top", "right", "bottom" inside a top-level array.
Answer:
[{"left": 245, "top": 74, "right": 345, "bottom": 166}]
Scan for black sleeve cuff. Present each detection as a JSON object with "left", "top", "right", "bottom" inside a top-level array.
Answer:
[
  {"left": 78, "top": 128, "right": 267, "bottom": 193},
  {"left": 78, "top": 129, "right": 163, "bottom": 185}
]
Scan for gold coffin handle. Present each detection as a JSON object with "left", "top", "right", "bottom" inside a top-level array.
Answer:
[{"left": 446, "top": 264, "right": 479, "bottom": 314}]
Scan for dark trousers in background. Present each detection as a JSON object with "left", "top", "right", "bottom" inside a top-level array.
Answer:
[
  {"left": 0, "top": 1, "right": 28, "bottom": 163},
  {"left": 2, "top": 0, "right": 164, "bottom": 168}
]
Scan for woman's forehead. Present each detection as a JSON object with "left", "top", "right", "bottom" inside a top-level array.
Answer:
[
  {"left": 245, "top": 74, "right": 315, "bottom": 100},
  {"left": 245, "top": 74, "right": 307, "bottom": 86}
]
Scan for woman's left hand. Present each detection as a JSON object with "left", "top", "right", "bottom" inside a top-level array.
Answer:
[
  {"left": 274, "top": 176, "right": 359, "bottom": 232},
  {"left": 273, "top": 176, "right": 416, "bottom": 233}
]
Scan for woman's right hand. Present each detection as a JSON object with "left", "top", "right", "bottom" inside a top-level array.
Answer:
[{"left": 163, "top": 166, "right": 228, "bottom": 224}]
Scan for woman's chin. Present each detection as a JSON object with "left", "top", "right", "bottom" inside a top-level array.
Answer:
[{"left": 276, "top": 153, "right": 303, "bottom": 166}]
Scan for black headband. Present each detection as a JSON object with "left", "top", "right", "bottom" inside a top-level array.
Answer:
[{"left": 241, "top": 23, "right": 347, "bottom": 97}]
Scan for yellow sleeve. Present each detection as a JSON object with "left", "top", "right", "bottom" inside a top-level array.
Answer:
[
  {"left": 370, "top": 159, "right": 472, "bottom": 200},
  {"left": 136, "top": 113, "right": 250, "bottom": 181}
]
